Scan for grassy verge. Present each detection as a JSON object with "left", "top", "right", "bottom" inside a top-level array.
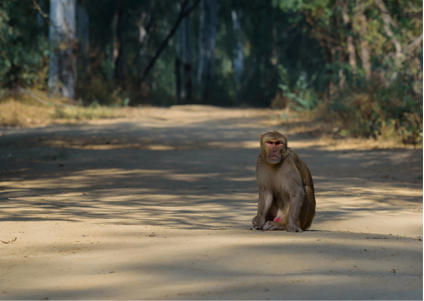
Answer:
[{"left": 0, "top": 91, "right": 123, "bottom": 127}]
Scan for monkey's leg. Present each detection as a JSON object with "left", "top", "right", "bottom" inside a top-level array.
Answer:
[{"left": 286, "top": 190, "right": 305, "bottom": 232}]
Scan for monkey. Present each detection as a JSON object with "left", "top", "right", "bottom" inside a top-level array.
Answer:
[{"left": 252, "top": 130, "right": 316, "bottom": 232}]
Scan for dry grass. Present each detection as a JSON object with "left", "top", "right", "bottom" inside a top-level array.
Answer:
[
  {"left": 0, "top": 99, "right": 53, "bottom": 127},
  {"left": 0, "top": 92, "right": 123, "bottom": 127}
]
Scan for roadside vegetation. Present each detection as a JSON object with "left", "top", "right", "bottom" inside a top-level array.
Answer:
[{"left": 0, "top": 0, "right": 422, "bottom": 147}]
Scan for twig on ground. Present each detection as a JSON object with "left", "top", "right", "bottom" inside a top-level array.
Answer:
[{"left": 1, "top": 237, "right": 17, "bottom": 244}]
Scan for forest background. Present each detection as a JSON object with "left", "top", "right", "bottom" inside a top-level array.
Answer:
[{"left": 0, "top": 0, "right": 422, "bottom": 146}]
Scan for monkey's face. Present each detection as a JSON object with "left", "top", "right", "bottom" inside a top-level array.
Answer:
[
  {"left": 260, "top": 131, "right": 288, "bottom": 165},
  {"left": 264, "top": 139, "right": 284, "bottom": 164}
]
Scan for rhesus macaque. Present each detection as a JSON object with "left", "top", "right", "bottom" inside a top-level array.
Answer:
[{"left": 252, "top": 130, "right": 316, "bottom": 232}]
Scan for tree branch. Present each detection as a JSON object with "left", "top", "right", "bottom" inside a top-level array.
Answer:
[
  {"left": 374, "top": 0, "right": 402, "bottom": 57},
  {"left": 404, "top": 34, "right": 423, "bottom": 54},
  {"left": 374, "top": 0, "right": 399, "bottom": 29},
  {"left": 139, "top": 0, "right": 201, "bottom": 84}
]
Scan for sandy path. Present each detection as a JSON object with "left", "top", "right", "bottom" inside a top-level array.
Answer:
[{"left": 0, "top": 106, "right": 422, "bottom": 300}]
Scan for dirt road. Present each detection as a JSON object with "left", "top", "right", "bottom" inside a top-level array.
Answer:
[{"left": 0, "top": 106, "right": 422, "bottom": 299}]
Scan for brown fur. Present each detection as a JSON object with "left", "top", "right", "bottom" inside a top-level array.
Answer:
[{"left": 252, "top": 130, "right": 316, "bottom": 232}]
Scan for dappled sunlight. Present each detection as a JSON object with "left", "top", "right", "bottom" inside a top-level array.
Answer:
[
  {"left": 0, "top": 109, "right": 422, "bottom": 299},
  {"left": 1, "top": 226, "right": 421, "bottom": 299}
]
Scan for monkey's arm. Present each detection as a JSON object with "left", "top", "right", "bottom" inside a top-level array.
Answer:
[{"left": 252, "top": 189, "right": 272, "bottom": 230}]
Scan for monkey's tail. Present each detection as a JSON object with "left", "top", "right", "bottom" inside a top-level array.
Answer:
[{"left": 300, "top": 186, "right": 316, "bottom": 230}]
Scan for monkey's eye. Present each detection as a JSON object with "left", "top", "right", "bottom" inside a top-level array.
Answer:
[
  {"left": 265, "top": 141, "right": 274, "bottom": 145},
  {"left": 275, "top": 141, "right": 281, "bottom": 145}
]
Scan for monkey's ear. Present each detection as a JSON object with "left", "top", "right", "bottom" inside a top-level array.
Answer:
[
  {"left": 259, "top": 134, "right": 263, "bottom": 146},
  {"left": 283, "top": 134, "right": 288, "bottom": 142}
]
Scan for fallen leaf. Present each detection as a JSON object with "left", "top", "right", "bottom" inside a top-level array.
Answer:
[{"left": 148, "top": 232, "right": 156, "bottom": 237}]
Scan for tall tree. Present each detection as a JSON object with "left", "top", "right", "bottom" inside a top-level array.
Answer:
[
  {"left": 182, "top": 0, "right": 192, "bottom": 102},
  {"left": 114, "top": 0, "right": 124, "bottom": 82},
  {"left": 198, "top": 0, "right": 220, "bottom": 99},
  {"left": 231, "top": 9, "right": 243, "bottom": 91},
  {"left": 357, "top": 1, "right": 371, "bottom": 81},
  {"left": 341, "top": 0, "right": 357, "bottom": 75},
  {"left": 48, "top": 0, "right": 77, "bottom": 99},
  {"left": 76, "top": 4, "right": 89, "bottom": 80},
  {"left": 175, "top": 22, "right": 182, "bottom": 102},
  {"left": 197, "top": 0, "right": 205, "bottom": 84}
]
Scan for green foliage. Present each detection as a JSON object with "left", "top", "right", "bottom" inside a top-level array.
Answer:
[
  {"left": 328, "top": 68, "right": 422, "bottom": 145},
  {"left": 0, "top": 0, "right": 49, "bottom": 89},
  {"left": 278, "top": 65, "right": 317, "bottom": 111}
]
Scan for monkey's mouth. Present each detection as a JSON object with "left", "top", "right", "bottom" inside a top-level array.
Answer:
[{"left": 267, "top": 155, "right": 280, "bottom": 160}]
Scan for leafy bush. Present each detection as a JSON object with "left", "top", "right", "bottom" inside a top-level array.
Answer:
[
  {"left": 0, "top": 1, "right": 50, "bottom": 90},
  {"left": 326, "top": 72, "right": 422, "bottom": 146},
  {"left": 277, "top": 65, "right": 318, "bottom": 111}
]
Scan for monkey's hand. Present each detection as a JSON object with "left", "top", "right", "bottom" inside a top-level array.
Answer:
[
  {"left": 286, "top": 223, "right": 303, "bottom": 233},
  {"left": 252, "top": 215, "right": 265, "bottom": 230},
  {"left": 262, "top": 221, "right": 286, "bottom": 231}
]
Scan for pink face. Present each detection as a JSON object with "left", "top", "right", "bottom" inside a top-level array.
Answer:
[{"left": 265, "top": 140, "right": 283, "bottom": 164}]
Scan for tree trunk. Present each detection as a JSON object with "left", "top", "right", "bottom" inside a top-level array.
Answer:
[
  {"left": 341, "top": 0, "right": 357, "bottom": 74},
  {"left": 175, "top": 57, "right": 182, "bottom": 102},
  {"left": 48, "top": 0, "right": 77, "bottom": 99},
  {"left": 199, "top": 0, "right": 220, "bottom": 100},
  {"left": 76, "top": 4, "right": 89, "bottom": 80},
  {"left": 182, "top": 0, "right": 192, "bottom": 102},
  {"left": 206, "top": 0, "right": 219, "bottom": 81},
  {"left": 357, "top": 3, "right": 371, "bottom": 81},
  {"left": 338, "top": 52, "right": 346, "bottom": 88},
  {"left": 324, "top": 44, "right": 334, "bottom": 99},
  {"left": 374, "top": 0, "right": 402, "bottom": 81},
  {"left": 231, "top": 9, "right": 243, "bottom": 90},
  {"left": 37, "top": 0, "right": 46, "bottom": 32},
  {"left": 175, "top": 20, "right": 182, "bottom": 102},
  {"left": 137, "top": 0, "right": 155, "bottom": 69},
  {"left": 197, "top": 0, "right": 205, "bottom": 85},
  {"left": 114, "top": 0, "right": 124, "bottom": 82}
]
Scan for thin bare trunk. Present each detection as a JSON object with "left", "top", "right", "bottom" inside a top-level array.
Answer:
[
  {"left": 206, "top": 0, "right": 219, "bottom": 81},
  {"left": 357, "top": 2, "right": 371, "bottom": 80},
  {"left": 137, "top": 0, "right": 155, "bottom": 70},
  {"left": 338, "top": 50, "right": 346, "bottom": 88},
  {"left": 175, "top": 57, "right": 182, "bottom": 102},
  {"left": 182, "top": 0, "right": 192, "bottom": 102},
  {"left": 324, "top": 44, "right": 334, "bottom": 98},
  {"left": 175, "top": 16, "right": 182, "bottom": 102},
  {"left": 76, "top": 4, "right": 89, "bottom": 79},
  {"left": 197, "top": 0, "right": 205, "bottom": 84},
  {"left": 342, "top": 0, "right": 357, "bottom": 74},
  {"left": 114, "top": 0, "right": 124, "bottom": 82},
  {"left": 48, "top": 0, "right": 77, "bottom": 99},
  {"left": 198, "top": 0, "right": 219, "bottom": 100},
  {"left": 231, "top": 9, "right": 243, "bottom": 90}
]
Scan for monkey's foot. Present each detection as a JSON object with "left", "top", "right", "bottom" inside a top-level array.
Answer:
[
  {"left": 286, "top": 224, "right": 303, "bottom": 232},
  {"left": 262, "top": 221, "right": 286, "bottom": 231}
]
